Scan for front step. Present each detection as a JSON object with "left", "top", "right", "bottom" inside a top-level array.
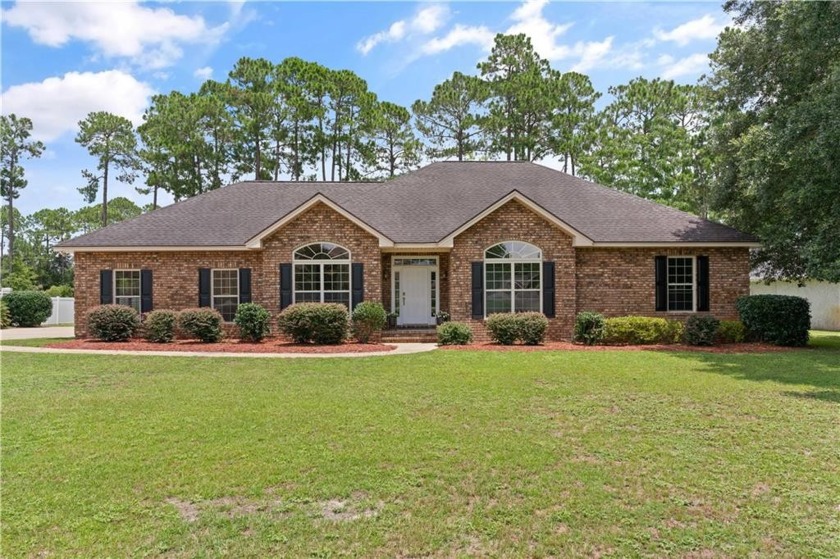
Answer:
[{"left": 381, "top": 328, "right": 438, "bottom": 343}]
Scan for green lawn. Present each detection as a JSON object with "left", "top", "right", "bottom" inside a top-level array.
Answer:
[{"left": 2, "top": 335, "right": 839, "bottom": 557}]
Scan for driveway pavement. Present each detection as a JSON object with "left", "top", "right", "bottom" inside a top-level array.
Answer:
[{"left": 0, "top": 326, "right": 75, "bottom": 340}]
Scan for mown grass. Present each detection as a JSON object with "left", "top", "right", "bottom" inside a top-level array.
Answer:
[{"left": 1, "top": 334, "right": 838, "bottom": 557}]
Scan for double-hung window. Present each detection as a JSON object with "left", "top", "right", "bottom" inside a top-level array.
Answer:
[
  {"left": 114, "top": 270, "right": 141, "bottom": 313},
  {"left": 667, "top": 256, "right": 695, "bottom": 311},
  {"left": 484, "top": 241, "right": 542, "bottom": 315},
  {"left": 293, "top": 243, "right": 351, "bottom": 309},
  {"left": 212, "top": 269, "right": 239, "bottom": 322}
]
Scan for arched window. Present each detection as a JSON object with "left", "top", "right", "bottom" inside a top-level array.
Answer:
[
  {"left": 484, "top": 241, "right": 542, "bottom": 315},
  {"left": 293, "top": 243, "right": 351, "bottom": 308}
]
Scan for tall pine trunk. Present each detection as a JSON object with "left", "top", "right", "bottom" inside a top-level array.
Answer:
[{"left": 102, "top": 158, "right": 110, "bottom": 227}]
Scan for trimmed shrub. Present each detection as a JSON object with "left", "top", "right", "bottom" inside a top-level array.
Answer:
[
  {"left": 517, "top": 312, "right": 549, "bottom": 345},
  {"left": 87, "top": 304, "right": 140, "bottom": 341},
  {"left": 736, "top": 295, "right": 810, "bottom": 346},
  {"left": 234, "top": 303, "right": 271, "bottom": 343},
  {"left": 0, "top": 300, "right": 11, "bottom": 329},
  {"left": 178, "top": 308, "right": 224, "bottom": 343},
  {"left": 603, "top": 316, "right": 680, "bottom": 345},
  {"left": 684, "top": 315, "right": 720, "bottom": 346},
  {"left": 662, "top": 320, "right": 685, "bottom": 344},
  {"left": 717, "top": 320, "right": 746, "bottom": 344},
  {"left": 351, "top": 301, "right": 387, "bottom": 343},
  {"left": 143, "top": 310, "right": 177, "bottom": 343},
  {"left": 485, "top": 313, "right": 520, "bottom": 345},
  {"left": 437, "top": 321, "right": 473, "bottom": 345},
  {"left": 4, "top": 290, "right": 53, "bottom": 327},
  {"left": 277, "top": 303, "right": 349, "bottom": 345},
  {"left": 574, "top": 311, "right": 606, "bottom": 345}
]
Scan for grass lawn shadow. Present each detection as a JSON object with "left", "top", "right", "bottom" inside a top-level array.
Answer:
[{"left": 662, "top": 330, "right": 840, "bottom": 395}]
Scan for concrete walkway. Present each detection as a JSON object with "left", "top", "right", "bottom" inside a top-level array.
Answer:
[
  {"left": 0, "top": 326, "right": 75, "bottom": 340},
  {"left": 0, "top": 342, "right": 437, "bottom": 359}
]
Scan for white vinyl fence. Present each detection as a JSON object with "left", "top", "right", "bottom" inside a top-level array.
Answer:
[
  {"left": 42, "top": 297, "right": 75, "bottom": 326},
  {"left": 750, "top": 280, "right": 840, "bottom": 331}
]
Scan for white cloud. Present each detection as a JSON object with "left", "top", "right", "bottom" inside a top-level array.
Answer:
[
  {"left": 505, "top": 0, "right": 574, "bottom": 60},
  {"left": 2, "top": 1, "right": 228, "bottom": 69},
  {"left": 194, "top": 66, "right": 214, "bottom": 80},
  {"left": 420, "top": 24, "right": 495, "bottom": 55},
  {"left": 660, "top": 53, "right": 710, "bottom": 79},
  {"left": 569, "top": 38, "right": 614, "bottom": 73},
  {"left": 1, "top": 71, "right": 155, "bottom": 142},
  {"left": 357, "top": 3, "right": 449, "bottom": 55},
  {"left": 653, "top": 15, "right": 727, "bottom": 46}
]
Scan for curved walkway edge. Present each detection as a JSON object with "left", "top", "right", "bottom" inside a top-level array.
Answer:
[{"left": 0, "top": 343, "right": 437, "bottom": 359}]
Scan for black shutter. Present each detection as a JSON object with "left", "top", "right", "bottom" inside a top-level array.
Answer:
[
  {"left": 279, "top": 263, "right": 292, "bottom": 309},
  {"left": 140, "top": 269, "right": 153, "bottom": 312},
  {"left": 198, "top": 268, "right": 211, "bottom": 307},
  {"left": 99, "top": 270, "right": 113, "bottom": 305},
  {"left": 471, "top": 262, "right": 484, "bottom": 319},
  {"left": 542, "top": 261, "right": 556, "bottom": 318},
  {"left": 697, "top": 255, "right": 710, "bottom": 312},
  {"left": 239, "top": 268, "right": 252, "bottom": 304},
  {"left": 351, "top": 262, "right": 364, "bottom": 310},
  {"left": 655, "top": 255, "right": 668, "bottom": 312}
]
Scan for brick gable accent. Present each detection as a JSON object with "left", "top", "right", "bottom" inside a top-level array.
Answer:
[
  {"left": 73, "top": 203, "right": 381, "bottom": 337},
  {"left": 448, "top": 200, "right": 576, "bottom": 341}
]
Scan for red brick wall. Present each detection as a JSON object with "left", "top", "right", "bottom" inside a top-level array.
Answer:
[
  {"left": 575, "top": 247, "right": 751, "bottom": 320},
  {"left": 73, "top": 201, "right": 751, "bottom": 342},
  {"left": 449, "top": 200, "right": 577, "bottom": 341},
  {"left": 73, "top": 202, "right": 381, "bottom": 337}
]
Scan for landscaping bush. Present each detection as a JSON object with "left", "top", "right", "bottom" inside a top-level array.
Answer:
[
  {"left": 45, "top": 284, "right": 74, "bottom": 297},
  {"left": 87, "top": 304, "right": 140, "bottom": 342},
  {"left": 351, "top": 301, "right": 387, "bottom": 343},
  {"left": 485, "top": 313, "right": 520, "bottom": 345},
  {"left": 277, "top": 303, "right": 349, "bottom": 344},
  {"left": 517, "top": 312, "right": 549, "bottom": 345},
  {"left": 143, "top": 310, "right": 177, "bottom": 343},
  {"left": 603, "top": 316, "right": 681, "bottom": 345},
  {"left": 437, "top": 321, "right": 473, "bottom": 345},
  {"left": 0, "top": 300, "right": 11, "bottom": 329},
  {"left": 716, "top": 320, "right": 746, "bottom": 344},
  {"left": 736, "top": 295, "right": 810, "bottom": 346},
  {"left": 234, "top": 303, "right": 272, "bottom": 343},
  {"left": 3, "top": 290, "right": 53, "bottom": 327},
  {"left": 574, "top": 311, "right": 606, "bottom": 345},
  {"left": 178, "top": 308, "right": 224, "bottom": 343},
  {"left": 684, "top": 315, "right": 720, "bottom": 346},
  {"left": 662, "top": 320, "right": 685, "bottom": 344}
]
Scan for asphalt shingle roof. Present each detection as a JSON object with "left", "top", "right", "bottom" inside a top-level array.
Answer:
[{"left": 58, "top": 161, "right": 757, "bottom": 248}]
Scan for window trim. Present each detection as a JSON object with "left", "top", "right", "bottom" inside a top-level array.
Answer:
[
  {"left": 211, "top": 268, "right": 239, "bottom": 322},
  {"left": 113, "top": 269, "right": 141, "bottom": 313},
  {"left": 666, "top": 255, "right": 697, "bottom": 313},
  {"left": 483, "top": 241, "right": 543, "bottom": 318},
  {"left": 292, "top": 242, "right": 352, "bottom": 308}
]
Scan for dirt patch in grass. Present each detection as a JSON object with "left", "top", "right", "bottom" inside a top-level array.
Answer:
[
  {"left": 439, "top": 341, "right": 797, "bottom": 353},
  {"left": 317, "top": 495, "right": 381, "bottom": 522},
  {"left": 45, "top": 338, "right": 396, "bottom": 354}
]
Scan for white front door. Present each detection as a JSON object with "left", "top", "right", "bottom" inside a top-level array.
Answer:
[{"left": 397, "top": 267, "right": 433, "bottom": 326}]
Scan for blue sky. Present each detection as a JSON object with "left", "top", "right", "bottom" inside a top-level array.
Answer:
[{"left": 1, "top": 0, "right": 730, "bottom": 216}]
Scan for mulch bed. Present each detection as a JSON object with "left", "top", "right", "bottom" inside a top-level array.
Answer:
[
  {"left": 45, "top": 339, "right": 396, "bottom": 354},
  {"left": 439, "top": 342, "right": 797, "bottom": 354}
]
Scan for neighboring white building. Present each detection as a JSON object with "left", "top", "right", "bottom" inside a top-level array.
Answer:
[{"left": 751, "top": 280, "right": 840, "bottom": 331}]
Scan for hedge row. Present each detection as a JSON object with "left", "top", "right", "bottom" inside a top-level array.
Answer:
[
  {"left": 572, "top": 294, "right": 810, "bottom": 347},
  {"left": 84, "top": 302, "right": 392, "bottom": 345}
]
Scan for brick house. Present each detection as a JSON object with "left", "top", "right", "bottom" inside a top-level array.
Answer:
[{"left": 57, "top": 162, "right": 759, "bottom": 341}]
